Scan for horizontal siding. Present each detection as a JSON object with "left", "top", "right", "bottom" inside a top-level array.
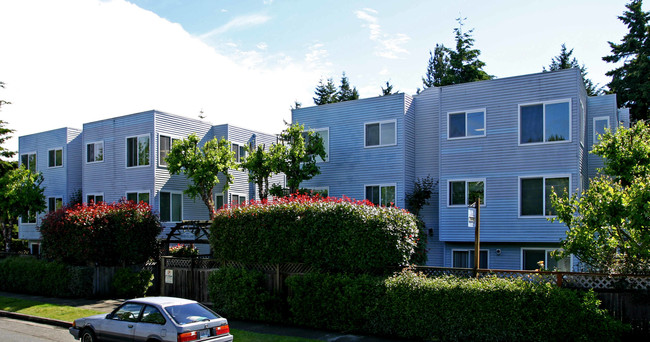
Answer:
[
  {"left": 442, "top": 242, "right": 563, "bottom": 270},
  {"left": 587, "top": 95, "right": 618, "bottom": 179}
]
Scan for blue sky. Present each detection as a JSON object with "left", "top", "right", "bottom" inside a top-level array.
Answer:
[{"left": 0, "top": 0, "right": 644, "bottom": 155}]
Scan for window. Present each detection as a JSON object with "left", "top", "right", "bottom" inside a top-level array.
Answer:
[
  {"left": 127, "top": 191, "right": 150, "bottom": 204},
  {"left": 520, "top": 176, "right": 569, "bottom": 216},
  {"left": 21, "top": 211, "right": 36, "bottom": 224},
  {"left": 522, "top": 248, "right": 571, "bottom": 271},
  {"left": 159, "top": 135, "right": 178, "bottom": 166},
  {"left": 231, "top": 194, "right": 247, "bottom": 206},
  {"left": 141, "top": 305, "right": 166, "bottom": 325},
  {"left": 365, "top": 184, "right": 396, "bottom": 206},
  {"left": 365, "top": 120, "right": 396, "bottom": 147},
  {"left": 303, "top": 128, "right": 329, "bottom": 162},
  {"left": 48, "top": 197, "right": 63, "bottom": 212},
  {"left": 86, "top": 141, "right": 104, "bottom": 163},
  {"left": 160, "top": 191, "right": 182, "bottom": 222},
  {"left": 593, "top": 116, "right": 610, "bottom": 144},
  {"left": 449, "top": 180, "right": 485, "bottom": 206},
  {"left": 126, "top": 135, "right": 150, "bottom": 167},
  {"left": 20, "top": 152, "right": 36, "bottom": 172},
  {"left": 580, "top": 100, "right": 586, "bottom": 146},
  {"left": 448, "top": 109, "right": 485, "bottom": 139},
  {"left": 452, "top": 250, "right": 488, "bottom": 268},
  {"left": 87, "top": 194, "right": 104, "bottom": 205},
  {"left": 304, "top": 187, "right": 329, "bottom": 197},
  {"left": 231, "top": 143, "right": 247, "bottom": 163},
  {"left": 48, "top": 148, "right": 63, "bottom": 168},
  {"left": 111, "top": 303, "right": 144, "bottom": 322},
  {"left": 215, "top": 193, "right": 224, "bottom": 210},
  {"left": 520, "top": 100, "right": 570, "bottom": 144}
]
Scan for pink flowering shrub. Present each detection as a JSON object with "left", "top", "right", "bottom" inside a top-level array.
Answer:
[
  {"left": 211, "top": 194, "right": 422, "bottom": 274},
  {"left": 39, "top": 201, "right": 162, "bottom": 266},
  {"left": 169, "top": 244, "right": 199, "bottom": 257}
]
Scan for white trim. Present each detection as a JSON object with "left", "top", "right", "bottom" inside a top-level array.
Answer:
[
  {"left": 158, "top": 133, "right": 182, "bottom": 168},
  {"left": 85, "top": 141, "right": 104, "bottom": 164},
  {"left": 592, "top": 116, "right": 610, "bottom": 145},
  {"left": 125, "top": 134, "right": 151, "bottom": 168},
  {"left": 306, "top": 127, "right": 329, "bottom": 162},
  {"left": 363, "top": 183, "right": 397, "bottom": 206},
  {"left": 364, "top": 119, "right": 397, "bottom": 148},
  {"left": 160, "top": 190, "right": 184, "bottom": 223},
  {"left": 447, "top": 178, "right": 486, "bottom": 207},
  {"left": 517, "top": 174, "right": 572, "bottom": 218},
  {"left": 229, "top": 192, "right": 248, "bottom": 206},
  {"left": 47, "top": 147, "right": 64, "bottom": 168},
  {"left": 451, "top": 248, "right": 489, "bottom": 268},
  {"left": 518, "top": 98, "right": 572, "bottom": 146},
  {"left": 447, "top": 108, "right": 486, "bottom": 140}
]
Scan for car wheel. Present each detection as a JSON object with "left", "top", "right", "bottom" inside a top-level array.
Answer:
[{"left": 81, "top": 329, "right": 97, "bottom": 342}]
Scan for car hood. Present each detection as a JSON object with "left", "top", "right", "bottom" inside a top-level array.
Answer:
[{"left": 75, "top": 313, "right": 108, "bottom": 323}]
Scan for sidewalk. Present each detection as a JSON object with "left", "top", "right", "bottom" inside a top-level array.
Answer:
[{"left": 0, "top": 292, "right": 404, "bottom": 342}]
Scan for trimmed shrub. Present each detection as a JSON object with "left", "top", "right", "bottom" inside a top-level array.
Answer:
[
  {"left": 112, "top": 268, "right": 154, "bottom": 298},
  {"left": 210, "top": 194, "right": 421, "bottom": 274},
  {"left": 208, "top": 266, "right": 281, "bottom": 322},
  {"left": 0, "top": 257, "right": 92, "bottom": 297},
  {"left": 39, "top": 201, "right": 162, "bottom": 266}
]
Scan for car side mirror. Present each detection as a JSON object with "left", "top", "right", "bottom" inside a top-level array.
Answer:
[{"left": 105, "top": 314, "right": 113, "bottom": 319}]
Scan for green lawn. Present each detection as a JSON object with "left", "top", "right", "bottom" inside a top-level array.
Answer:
[{"left": 0, "top": 296, "right": 317, "bottom": 342}]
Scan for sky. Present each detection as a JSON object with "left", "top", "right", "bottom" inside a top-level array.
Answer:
[{"left": 0, "top": 0, "right": 645, "bottom": 156}]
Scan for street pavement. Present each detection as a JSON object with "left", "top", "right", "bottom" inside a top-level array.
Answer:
[{"left": 0, "top": 291, "right": 405, "bottom": 342}]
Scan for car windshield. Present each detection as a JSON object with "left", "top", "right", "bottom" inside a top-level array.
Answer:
[{"left": 164, "top": 303, "right": 221, "bottom": 325}]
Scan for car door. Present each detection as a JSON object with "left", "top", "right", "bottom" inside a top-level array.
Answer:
[
  {"left": 98, "top": 302, "right": 144, "bottom": 342},
  {"left": 133, "top": 305, "right": 171, "bottom": 342}
]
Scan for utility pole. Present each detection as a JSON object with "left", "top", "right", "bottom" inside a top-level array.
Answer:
[{"left": 473, "top": 197, "right": 481, "bottom": 278}]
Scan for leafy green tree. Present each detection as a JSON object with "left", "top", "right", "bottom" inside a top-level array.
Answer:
[
  {"left": 165, "top": 133, "right": 236, "bottom": 220},
  {"left": 0, "top": 167, "right": 46, "bottom": 252},
  {"left": 313, "top": 78, "right": 338, "bottom": 105},
  {"left": 337, "top": 72, "right": 359, "bottom": 102},
  {"left": 544, "top": 43, "right": 603, "bottom": 96},
  {"left": 240, "top": 144, "right": 274, "bottom": 201},
  {"left": 602, "top": 0, "right": 650, "bottom": 121},
  {"left": 0, "top": 81, "right": 15, "bottom": 162},
  {"left": 405, "top": 176, "right": 437, "bottom": 217},
  {"left": 551, "top": 121, "right": 650, "bottom": 274},
  {"left": 270, "top": 123, "right": 326, "bottom": 194}
]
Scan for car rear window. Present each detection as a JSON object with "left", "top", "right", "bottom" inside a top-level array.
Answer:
[{"left": 164, "top": 303, "right": 221, "bottom": 325}]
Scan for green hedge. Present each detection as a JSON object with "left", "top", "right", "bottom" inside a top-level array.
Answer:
[
  {"left": 210, "top": 195, "right": 421, "bottom": 274},
  {"left": 0, "top": 257, "right": 93, "bottom": 297}
]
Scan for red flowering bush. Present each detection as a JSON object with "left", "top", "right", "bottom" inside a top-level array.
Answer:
[
  {"left": 210, "top": 194, "right": 421, "bottom": 274},
  {"left": 39, "top": 201, "right": 162, "bottom": 266}
]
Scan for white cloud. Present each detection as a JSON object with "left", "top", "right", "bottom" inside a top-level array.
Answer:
[
  {"left": 199, "top": 14, "right": 271, "bottom": 39},
  {"left": 355, "top": 8, "right": 410, "bottom": 59},
  {"left": 257, "top": 42, "right": 268, "bottom": 50},
  {"left": 0, "top": 0, "right": 321, "bottom": 154}
]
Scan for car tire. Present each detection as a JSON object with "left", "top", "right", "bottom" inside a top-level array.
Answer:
[{"left": 81, "top": 329, "right": 97, "bottom": 342}]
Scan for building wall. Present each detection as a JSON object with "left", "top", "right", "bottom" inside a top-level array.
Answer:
[{"left": 587, "top": 94, "right": 618, "bottom": 179}]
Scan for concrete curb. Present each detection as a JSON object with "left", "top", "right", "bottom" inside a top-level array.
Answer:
[{"left": 0, "top": 310, "right": 71, "bottom": 328}]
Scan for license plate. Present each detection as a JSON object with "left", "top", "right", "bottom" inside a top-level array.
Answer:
[{"left": 199, "top": 329, "right": 210, "bottom": 338}]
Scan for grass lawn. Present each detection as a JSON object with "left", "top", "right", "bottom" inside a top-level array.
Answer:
[{"left": 0, "top": 296, "right": 318, "bottom": 342}]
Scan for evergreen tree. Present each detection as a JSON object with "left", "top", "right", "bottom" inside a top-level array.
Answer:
[
  {"left": 603, "top": 0, "right": 650, "bottom": 121},
  {"left": 0, "top": 81, "right": 15, "bottom": 161},
  {"left": 544, "top": 44, "right": 603, "bottom": 96},
  {"left": 313, "top": 78, "right": 338, "bottom": 105},
  {"left": 337, "top": 72, "right": 359, "bottom": 102},
  {"left": 381, "top": 80, "right": 397, "bottom": 96}
]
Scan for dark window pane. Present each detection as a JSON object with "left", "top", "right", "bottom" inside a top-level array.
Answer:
[
  {"left": 449, "top": 113, "right": 466, "bottom": 138},
  {"left": 48, "top": 198, "right": 55, "bottom": 212},
  {"left": 366, "top": 123, "right": 379, "bottom": 146},
  {"left": 216, "top": 195, "right": 223, "bottom": 210},
  {"left": 160, "top": 192, "right": 170, "bottom": 222},
  {"left": 48, "top": 150, "right": 55, "bottom": 167},
  {"left": 381, "top": 186, "right": 395, "bottom": 206},
  {"left": 232, "top": 144, "right": 240, "bottom": 162},
  {"left": 165, "top": 303, "right": 220, "bottom": 325},
  {"left": 521, "top": 178, "right": 543, "bottom": 215},
  {"left": 520, "top": 104, "right": 543, "bottom": 143},
  {"left": 172, "top": 193, "right": 182, "bottom": 221},
  {"left": 545, "top": 102, "right": 569, "bottom": 141},
  {"left": 160, "top": 136, "right": 170, "bottom": 166},
  {"left": 523, "top": 250, "right": 546, "bottom": 270},
  {"left": 139, "top": 136, "right": 150, "bottom": 166},
  {"left": 126, "top": 192, "right": 138, "bottom": 203},
  {"left": 21, "top": 154, "right": 28, "bottom": 168},
  {"left": 127, "top": 137, "right": 137, "bottom": 167},
  {"left": 453, "top": 251, "right": 469, "bottom": 268},
  {"left": 55, "top": 149, "right": 62, "bottom": 166},
  {"left": 96, "top": 195, "right": 103, "bottom": 203},
  {"left": 545, "top": 177, "right": 569, "bottom": 215},
  {"left": 141, "top": 305, "right": 165, "bottom": 325},
  {"left": 365, "top": 186, "right": 379, "bottom": 205},
  {"left": 467, "top": 111, "right": 485, "bottom": 137},
  {"left": 449, "top": 181, "right": 466, "bottom": 205},
  {"left": 28, "top": 154, "right": 36, "bottom": 172},
  {"left": 468, "top": 181, "right": 484, "bottom": 205},
  {"left": 138, "top": 192, "right": 149, "bottom": 204},
  {"left": 469, "top": 250, "right": 489, "bottom": 268},
  {"left": 594, "top": 119, "right": 609, "bottom": 143}
]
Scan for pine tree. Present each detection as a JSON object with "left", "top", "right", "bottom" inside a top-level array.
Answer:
[
  {"left": 0, "top": 81, "right": 15, "bottom": 161},
  {"left": 337, "top": 72, "right": 359, "bottom": 102},
  {"left": 381, "top": 81, "right": 396, "bottom": 96},
  {"left": 313, "top": 78, "right": 338, "bottom": 105},
  {"left": 544, "top": 44, "right": 603, "bottom": 96},
  {"left": 603, "top": 0, "right": 650, "bottom": 121}
]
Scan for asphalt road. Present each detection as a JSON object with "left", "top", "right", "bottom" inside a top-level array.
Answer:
[{"left": 0, "top": 317, "right": 72, "bottom": 341}]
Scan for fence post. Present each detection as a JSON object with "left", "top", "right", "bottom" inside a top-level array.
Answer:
[
  {"left": 159, "top": 257, "right": 165, "bottom": 296},
  {"left": 556, "top": 272, "right": 563, "bottom": 288},
  {"left": 275, "top": 264, "right": 280, "bottom": 294}
]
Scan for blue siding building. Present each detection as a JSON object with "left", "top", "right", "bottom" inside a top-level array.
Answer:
[{"left": 293, "top": 69, "right": 629, "bottom": 271}]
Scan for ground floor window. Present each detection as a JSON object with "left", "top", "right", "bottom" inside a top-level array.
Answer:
[
  {"left": 365, "top": 184, "right": 396, "bottom": 206},
  {"left": 48, "top": 197, "right": 63, "bottom": 212},
  {"left": 231, "top": 194, "right": 247, "bottom": 206},
  {"left": 126, "top": 191, "right": 150, "bottom": 204},
  {"left": 522, "top": 248, "right": 570, "bottom": 271},
  {"left": 87, "top": 194, "right": 104, "bottom": 205},
  {"left": 160, "top": 191, "right": 182, "bottom": 222},
  {"left": 452, "top": 249, "right": 488, "bottom": 268}
]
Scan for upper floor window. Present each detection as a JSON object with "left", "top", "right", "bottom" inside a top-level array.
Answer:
[
  {"left": 126, "top": 135, "right": 150, "bottom": 167},
  {"left": 48, "top": 148, "right": 63, "bottom": 168},
  {"left": 303, "top": 128, "right": 329, "bottom": 162},
  {"left": 449, "top": 180, "right": 485, "bottom": 206},
  {"left": 593, "top": 116, "right": 610, "bottom": 144},
  {"left": 520, "top": 100, "right": 570, "bottom": 144},
  {"left": 231, "top": 143, "right": 247, "bottom": 163},
  {"left": 520, "top": 176, "right": 569, "bottom": 216},
  {"left": 160, "top": 191, "right": 182, "bottom": 222},
  {"left": 159, "top": 135, "right": 178, "bottom": 167},
  {"left": 86, "top": 141, "right": 104, "bottom": 163},
  {"left": 20, "top": 152, "right": 36, "bottom": 172},
  {"left": 87, "top": 194, "right": 104, "bottom": 205},
  {"left": 365, "top": 120, "right": 396, "bottom": 147},
  {"left": 448, "top": 109, "right": 485, "bottom": 139},
  {"left": 365, "top": 184, "right": 395, "bottom": 206},
  {"left": 48, "top": 197, "right": 63, "bottom": 212},
  {"left": 126, "top": 191, "right": 150, "bottom": 204}
]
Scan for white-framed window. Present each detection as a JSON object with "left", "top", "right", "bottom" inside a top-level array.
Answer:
[
  {"left": 48, "top": 197, "right": 63, "bottom": 212},
  {"left": 160, "top": 191, "right": 182, "bottom": 222},
  {"left": 86, "top": 141, "right": 104, "bottom": 163},
  {"left": 126, "top": 191, "right": 150, "bottom": 204},
  {"left": 452, "top": 249, "right": 489, "bottom": 268},
  {"left": 448, "top": 179, "right": 485, "bottom": 206},
  {"left": 48, "top": 148, "right": 63, "bottom": 168},
  {"left": 365, "top": 184, "right": 396, "bottom": 206},
  {"left": 519, "top": 175, "right": 570, "bottom": 217},
  {"left": 231, "top": 142, "right": 247, "bottom": 163},
  {"left": 20, "top": 211, "right": 36, "bottom": 224},
  {"left": 521, "top": 248, "right": 571, "bottom": 271},
  {"left": 126, "top": 134, "right": 150, "bottom": 167},
  {"left": 304, "top": 186, "right": 329, "bottom": 197},
  {"left": 519, "top": 99, "right": 571, "bottom": 145},
  {"left": 20, "top": 152, "right": 36, "bottom": 172},
  {"left": 86, "top": 193, "right": 104, "bottom": 205},
  {"left": 231, "top": 193, "right": 247, "bottom": 206},
  {"left": 365, "top": 120, "right": 396, "bottom": 148},
  {"left": 448, "top": 109, "right": 486, "bottom": 139},
  {"left": 215, "top": 193, "right": 225, "bottom": 210},
  {"left": 159, "top": 134, "right": 179, "bottom": 167},
  {"left": 304, "top": 127, "right": 329, "bottom": 162},
  {"left": 593, "top": 116, "right": 610, "bottom": 145}
]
